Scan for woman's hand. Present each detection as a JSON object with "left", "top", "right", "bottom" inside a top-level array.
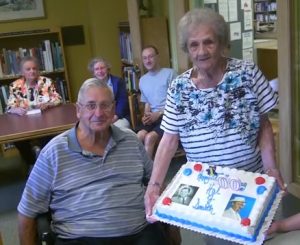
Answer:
[
  {"left": 266, "top": 168, "right": 287, "bottom": 191},
  {"left": 37, "top": 102, "right": 53, "bottom": 111},
  {"left": 8, "top": 107, "right": 27, "bottom": 116},
  {"left": 144, "top": 184, "right": 161, "bottom": 223}
]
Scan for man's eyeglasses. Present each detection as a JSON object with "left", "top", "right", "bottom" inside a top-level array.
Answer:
[
  {"left": 79, "top": 102, "right": 114, "bottom": 112},
  {"left": 142, "top": 54, "right": 157, "bottom": 61}
]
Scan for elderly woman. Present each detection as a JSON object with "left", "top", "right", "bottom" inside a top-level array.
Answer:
[
  {"left": 88, "top": 57, "right": 130, "bottom": 129},
  {"left": 145, "top": 8, "right": 285, "bottom": 230},
  {"left": 6, "top": 56, "right": 62, "bottom": 169}
]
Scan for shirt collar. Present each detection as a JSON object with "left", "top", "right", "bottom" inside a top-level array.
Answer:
[{"left": 67, "top": 123, "right": 126, "bottom": 155}]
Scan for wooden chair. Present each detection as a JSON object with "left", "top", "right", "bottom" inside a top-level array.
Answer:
[{"left": 128, "top": 91, "right": 143, "bottom": 130}]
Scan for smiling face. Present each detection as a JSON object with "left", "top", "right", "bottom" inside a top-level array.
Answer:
[
  {"left": 21, "top": 60, "right": 39, "bottom": 83},
  {"left": 232, "top": 201, "right": 245, "bottom": 212},
  {"left": 93, "top": 61, "right": 109, "bottom": 81},
  {"left": 187, "top": 24, "right": 225, "bottom": 74},
  {"left": 77, "top": 86, "right": 115, "bottom": 133}
]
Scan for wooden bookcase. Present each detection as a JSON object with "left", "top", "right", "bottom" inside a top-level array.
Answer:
[{"left": 0, "top": 27, "right": 71, "bottom": 157}]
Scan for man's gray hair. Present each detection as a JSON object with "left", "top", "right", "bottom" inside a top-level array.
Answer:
[{"left": 77, "top": 78, "right": 114, "bottom": 103}]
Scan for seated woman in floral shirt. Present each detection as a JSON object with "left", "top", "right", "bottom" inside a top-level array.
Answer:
[{"left": 6, "top": 56, "right": 62, "bottom": 169}]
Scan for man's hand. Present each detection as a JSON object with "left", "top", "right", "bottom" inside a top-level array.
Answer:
[
  {"left": 142, "top": 111, "right": 161, "bottom": 125},
  {"left": 267, "top": 221, "right": 281, "bottom": 235}
]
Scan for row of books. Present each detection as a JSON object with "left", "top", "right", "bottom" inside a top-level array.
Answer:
[
  {"left": 123, "top": 66, "right": 138, "bottom": 92},
  {"left": 254, "top": 2, "right": 277, "bottom": 12},
  {"left": 0, "top": 84, "right": 9, "bottom": 114},
  {"left": 54, "top": 78, "right": 70, "bottom": 103},
  {"left": 119, "top": 31, "right": 133, "bottom": 64},
  {"left": 255, "top": 13, "right": 277, "bottom": 22},
  {"left": 0, "top": 39, "right": 64, "bottom": 78}
]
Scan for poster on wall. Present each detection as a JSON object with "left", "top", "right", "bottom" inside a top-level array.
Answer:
[
  {"left": 0, "top": 0, "right": 45, "bottom": 22},
  {"left": 230, "top": 22, "right": 241, "bottom": 41}
]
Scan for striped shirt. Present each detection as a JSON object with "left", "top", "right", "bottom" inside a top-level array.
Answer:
[
  {"left": 161, "top": 58, "right": 278, "bottom": 172},
  {"left": 18, "top": 125, "right": 152, "bottom": 238}
]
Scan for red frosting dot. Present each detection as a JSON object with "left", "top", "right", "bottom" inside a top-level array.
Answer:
[
  {"left": 241, "top": 218, "right": 251, "bottom": 226},
  {"left": 255, "top": 176, "right": 266, "bottom": 185},
  {"left": 162, "top": 197, "right": 172, "bottom": 205},
  {"left": 194, "top": 163, "right": 203, "bottom": 172}
]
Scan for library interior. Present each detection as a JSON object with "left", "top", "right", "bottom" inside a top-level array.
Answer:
[{"left": 0, "top": 0, "right": 300, "bottom": 244}]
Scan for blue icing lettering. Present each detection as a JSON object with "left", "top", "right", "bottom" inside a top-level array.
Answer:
[
  {"left": 257, "top": 186, "right": 267, "bottom": 195},
  {"left": 197, "top": 173, "right": 217, "bottom": 184},
  {"left": 239, "top": 182, "right": 247, "bottom": 191},
  {"left": 193, "top": 183, "right": 220, "bottom": 215},
  {"left": 183, "top": 168, "right": 192, "bottom": 176}
]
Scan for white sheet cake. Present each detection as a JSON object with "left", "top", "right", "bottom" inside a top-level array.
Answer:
[{"left": 153, "top": 162, "right": 282, "bottom": 244}]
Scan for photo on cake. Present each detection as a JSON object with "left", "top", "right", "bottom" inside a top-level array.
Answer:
[
  {"left": 223, "top": 194, "right": 256, "bottom": 222},
  {"left": 171, "top": 184, "right": 199, "bottom": 206}
]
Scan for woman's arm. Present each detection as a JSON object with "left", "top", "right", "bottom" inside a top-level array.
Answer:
[
  {"left": 144, "top": 132, "right": 179, "bottom": 219},
  {"left": 258, "top": 114, "right": 286, "bottom": 190}
]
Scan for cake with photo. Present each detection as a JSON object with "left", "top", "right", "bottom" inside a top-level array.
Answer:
[{"left": 153, "top": 162, "right": 282, "bottom": 245}]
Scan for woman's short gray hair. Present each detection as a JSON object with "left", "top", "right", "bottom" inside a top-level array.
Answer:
[
  {"left": 77, "top": 78, "right": 114, "bottom": 103},
  {"left": 178, "top": 8, "right": 229, "bottom": 53},
  {"left": 87, "top": 57, "right": 111, "bottom": 73}
]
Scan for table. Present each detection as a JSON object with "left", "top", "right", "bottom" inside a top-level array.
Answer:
[{"left": 0, "top": 103, "right": 77, "bottom": 145}]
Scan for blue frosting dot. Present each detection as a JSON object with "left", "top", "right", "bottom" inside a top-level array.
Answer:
[
  {"left": 183, "top": 168, "right": 192, "bottom": 176},
  {"left": 257, "top": 186, "right": 267, "bottom": 195}
]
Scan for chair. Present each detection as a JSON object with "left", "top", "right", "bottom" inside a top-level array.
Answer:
[
  {"left": 128, "top": 91, "right": 143, "bottom": 130},
  {"left": 37, "top": 212, "right": 55, "bottom": 245}
]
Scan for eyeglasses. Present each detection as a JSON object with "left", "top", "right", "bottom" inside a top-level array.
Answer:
[
  {"left": 79, "top": 102, "right": 114, "bottom": 112},
  {"left": 142, "top": 54, "right": 157, "bottom": 61}
]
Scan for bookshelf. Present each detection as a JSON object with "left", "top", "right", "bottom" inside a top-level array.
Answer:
[
  {"left": 253, "top": 0, "right": 277, "bottom": 35},
  {"left": 0, "top": 27, "right": 71, "bottom": 157}
]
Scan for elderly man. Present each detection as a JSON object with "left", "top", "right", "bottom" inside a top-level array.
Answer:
[
  {"left": 18, "top": 78, "right": 166, "bottom": 245},
  {"left": 223, "top": 196, "right": 246, "bottom": 222}
]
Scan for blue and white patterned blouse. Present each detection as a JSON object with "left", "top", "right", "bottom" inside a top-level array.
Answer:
[{"left": 161, "top": 58, "right": 278, "bottom": 172}]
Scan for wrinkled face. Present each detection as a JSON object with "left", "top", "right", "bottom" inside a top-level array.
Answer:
[
  {"left": 22, "top": 60, "right": 39, "bottom": 82},
  {"left": 187, "top": 24, "right": 224, "bottom": 73},
  {"left": 232, "top": 201, "right": 245, "bottom": 212},
  {"left": 142, "top": 47, "right": 158, "bottom": 71},
  {"left": 93, "top": 62, "right": 109, "bottom": 80},
  {"left": 77, "top": 87, "right": 115, "bottom": 133}
]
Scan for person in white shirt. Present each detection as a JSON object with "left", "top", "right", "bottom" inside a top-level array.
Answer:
[{"left": 223, "top": 196, "right": 246, "bottom": 222}]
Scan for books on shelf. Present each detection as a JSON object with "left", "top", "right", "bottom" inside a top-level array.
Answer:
[
  {"left": 55, "top": 78, "right": 70, "bottom": 103},
  {"left": 123, "top": 66, "right": 139, "bottom": 92},
  {"left": 0, "top": 40, "right": 64, "bottom": 78}
]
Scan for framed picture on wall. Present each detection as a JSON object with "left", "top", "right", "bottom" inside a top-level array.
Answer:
[{"left": 0, "top": 0, "right": 45, "bottom": 22}]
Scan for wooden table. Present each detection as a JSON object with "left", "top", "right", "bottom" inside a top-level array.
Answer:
[{"left": 0, "top": 103, "right": 77, "bottom": 145}]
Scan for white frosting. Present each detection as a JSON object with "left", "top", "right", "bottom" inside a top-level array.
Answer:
[{"left": 153, "top": 162, "right": 278, "bottom": 243}]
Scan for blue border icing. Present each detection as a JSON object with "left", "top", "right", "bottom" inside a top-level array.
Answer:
[{"left": 155, "top": 185, "right": 280, "bottom": 242}]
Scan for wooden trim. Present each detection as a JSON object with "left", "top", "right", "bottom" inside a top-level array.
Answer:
[
  {"left": 277, "top": 0, "right": 292, "bottom": 184},
  {"left": 126, "top": 0, "right": 143, "bottom": 73}
]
